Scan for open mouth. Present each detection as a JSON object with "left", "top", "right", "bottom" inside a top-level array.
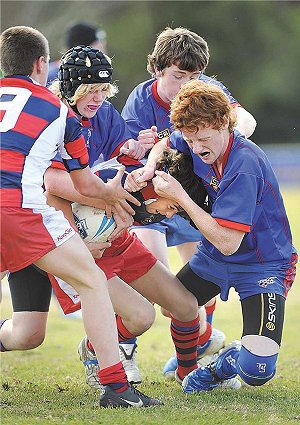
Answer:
[
  {"left": 87, "top": 105, "right": 99, "bottom": 111},
  {"left": 200, "top": 151, "right": 210, "bottom": 159}
]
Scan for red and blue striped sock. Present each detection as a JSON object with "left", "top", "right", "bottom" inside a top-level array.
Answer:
[{"left": 170, "top": 315, "right": 200, "bottom": 380}]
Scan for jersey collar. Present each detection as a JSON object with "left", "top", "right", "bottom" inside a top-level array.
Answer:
[
  {"left": 152, "top": 80, "right": 170, "bottom": 111},
  {"left": 212, "top": 132, "right": 234, "bottom": 179}
]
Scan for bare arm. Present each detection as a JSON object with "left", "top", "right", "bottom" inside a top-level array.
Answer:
[
  {"left": 44, "top": 168, "right": 107, "bottom": 210},
  {"left": 45, "top": 168, "right": 133, "bottom": 239},
  {"left": 233, "top": 106, "right": 257, "bottom": 138},
  {"left": 153, "top": 171, "right": 245, "bottom": 256}
]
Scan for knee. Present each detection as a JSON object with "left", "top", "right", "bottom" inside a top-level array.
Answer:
[
  {"left": 21, "top": 330, "right": 46, "bottom": 349},
  {"left": 130, "top": 305, "right": 156, "bottom": 335},
  {"left": 176, "top": 294, "right": 199, "bottom": 321},
  {"left": 237, "top": 345, "right": 278, "bottom": 386}
]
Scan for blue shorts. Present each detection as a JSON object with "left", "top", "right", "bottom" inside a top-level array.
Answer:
[
  {"left": 132, "top": 214, "right": 201, "bottom": 247},
  {"left": 189, "top": 245, "right": 298, "bottom": 301}
]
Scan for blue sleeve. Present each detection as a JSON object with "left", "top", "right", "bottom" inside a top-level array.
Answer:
[
  {"left": 200, "top": 74, "right": 239, "bottom": 105},
  {"left": 169, "top": 131, "right": 190, "bottom": 153},
  {"left": 105, "top": 105, "right": 132, "bottom": 157},
  {"left": 90, "top": 102, "right": 132, "bottom": 162},
  {"left": 122, "top": 88, "right": 153, "bottom": 138},
  {"left": 212, "top": 173, "right": 263, "bottom": 229}
]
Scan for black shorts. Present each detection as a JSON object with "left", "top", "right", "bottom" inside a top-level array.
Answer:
[
  {"left": 8, "top": 265, "right": 52, "bottom": 312},
  {"left": 177, "top": 263, "right": 285, "bottom": 345}
]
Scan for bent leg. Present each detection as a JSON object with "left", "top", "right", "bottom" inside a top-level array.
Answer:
[
  {"left": 35, "top": 233, "right": 120, "bottom": 370},
  {"left": 107, "top": 276, "right": 155, "bottom": 336},
  {"left": 1, "top": 265, "right": 51, "bottom": 351},
  {"left": 1, "top": 312, "right": 48, "bottom": 350}
]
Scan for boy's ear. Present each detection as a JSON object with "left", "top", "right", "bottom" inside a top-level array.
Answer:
[
  {"left": 35, "top": 56, "right": 45, "bottom": 74},
  {"left": 154, "top": 66, "right": 162, "bottom": 77},
  {"left": 221, "top": 116, "right": 230, "bottom": 130}
]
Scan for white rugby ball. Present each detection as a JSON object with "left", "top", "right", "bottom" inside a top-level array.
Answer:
[{"left": 72, "top": 203, "right": 116, "bottom": 243}]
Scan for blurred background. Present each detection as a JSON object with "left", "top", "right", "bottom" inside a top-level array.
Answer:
[{"left": 2, "top": 0, "right": 300, "bottom": 185}]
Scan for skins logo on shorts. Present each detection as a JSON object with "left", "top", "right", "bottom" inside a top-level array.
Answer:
[
  {"left": 266, "top": 293, "right": 276, "bottom": 331},
  {"left": 266, "top": 322, "right": 275, "bottom": 331},
  {"left": 210, "top": 176, "right": 219, "bottom": 192},
  {"left": 157, "top": 128, "right": 171, "bottom": 140}
]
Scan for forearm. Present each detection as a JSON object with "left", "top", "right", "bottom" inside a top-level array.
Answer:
[
  {"left": 179, "top": 192, "right": 244, "bottom": 256},
  {"left": 44, "top": 168, "right": 106, "bottom": 209},
  {"left": 144, "top": 138, "right": 169, "bottom": 174}
]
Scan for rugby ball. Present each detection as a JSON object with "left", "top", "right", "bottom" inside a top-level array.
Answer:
[{"left": 72, "top": 203, "right": 116, "bottom": 243}]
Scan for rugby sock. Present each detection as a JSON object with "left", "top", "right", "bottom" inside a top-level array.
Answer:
[
  {"left": 86, "top": 315, "right": 136, "bottom": 354},
  {"left": 205, "top": 300, "right": 216, "bottom": 325},
  {"left": 0, "top": 319, "right": 9, "bottom": 352},
  {"left": 170, "top": 315, "right": 200, "bottom": 380},
  {"left": 115, "top": 315, "right": 136, "bottom": 342},
  {"left": 197, "top": 322, "right": 212, "bottom": 346},
  {"left": 119, "top": 337, "right": 137, "bottom": 345},
  {"left": 237, "top": 346, "right": 278, "bottom": 386},
  {"left": 98, "top": 361, "right": 129, "bottom": 393}
]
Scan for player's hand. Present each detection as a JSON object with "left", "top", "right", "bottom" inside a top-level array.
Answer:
[
  {"left": 124, "top": 167, "right": 155, "bottom": 192},
  {"left": 152, "top": 170, "right": 183, "bottom": 201},
  {"left": 85, "top": 241, "right": 111, "bottom": 259},
  {"left": 137, "top": 126, "right": 158, "bottom": 152},
  {"left": 104, "top": 167, "right": 140, "bottom": 218},
  {"left": 108, "top": 211, "right": 134, "bottom": 241},
  {"left": 119, "top": 139, "right": 146, "bottom": 160}
]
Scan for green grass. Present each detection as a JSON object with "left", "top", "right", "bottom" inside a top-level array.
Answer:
[{"left": 1, "top": 187, "right": 300, "bottom": 424}]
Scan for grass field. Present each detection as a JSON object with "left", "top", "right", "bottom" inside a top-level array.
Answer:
[{"left": 1, "top": 187, "right": 300, "bottom": 424}]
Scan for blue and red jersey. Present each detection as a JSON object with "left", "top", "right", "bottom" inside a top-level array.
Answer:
[
  {"left": 121, "top": 75, "right": 240, "bottom": 140},
  {"left": 0, "top": 76, "right": 88, "bottom": 208},
  {"left": 170, "top": 130, "right": 293, "bottom": 265}
]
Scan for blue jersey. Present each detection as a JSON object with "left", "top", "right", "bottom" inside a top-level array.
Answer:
[
  {"left": 52, "top": 100, "right": 131, "bottom": 170},
  {"left": 122, "top": 75, "right": 239, "bottom": 140},
  {"left": 83, "top": 100, "right": 132, "bottom": 167},
  {"left": 170, "top": 130, "right": 293, "bottom": 265}
]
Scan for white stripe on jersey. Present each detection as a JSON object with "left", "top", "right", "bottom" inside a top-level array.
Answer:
[{"left": 21, "top": 102, "right": 68, "bottom": 209}]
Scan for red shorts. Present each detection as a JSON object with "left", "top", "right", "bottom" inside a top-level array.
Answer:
[
  {"left": 0, "top": 207, "right": 75, "bottom": 272},
  {"left": 50, "top": 231, "right": 157, "bottom": 314}
]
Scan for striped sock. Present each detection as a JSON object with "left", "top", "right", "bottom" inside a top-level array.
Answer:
[
  {"left": 205, "top": 300, "right": 216, "bottom": 325},
  {"left": 86, "top": 315, "right": 136, "bottom": 353},
  {"left": 115, "top": 315, "right": 136, "bottom": 342},
  {"left": 98, "top": 361, "right": 129, "bottom": 393},
  {"left": 170, "top": 315, "right": 200, "bottom": 380},
  {"left": 198, "top": 322, "right": 212, "bottom": 346}
]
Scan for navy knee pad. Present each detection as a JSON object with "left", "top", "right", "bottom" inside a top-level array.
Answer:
[{"left": 237, "top": 346, "right": 278, "bottom": 386}]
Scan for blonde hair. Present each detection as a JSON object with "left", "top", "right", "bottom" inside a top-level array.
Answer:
[
  {"left": 49, "top": 80, "right": 118, "bottom": 105},
  {"left": 170, "top": 80, "right": 236, "bottom": 133}
]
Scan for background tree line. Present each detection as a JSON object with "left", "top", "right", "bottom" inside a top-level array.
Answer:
[{"left": 2, "top": 0, "right": 300, "bottom": 145}]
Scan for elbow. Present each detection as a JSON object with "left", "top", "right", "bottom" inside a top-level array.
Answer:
[
  {"left": 245, "top": 117, "right": 257, "bottom": 138},
  {"left": 73, "top": 181, "right": 91, "bottom": 197},
  {"left": 218, "top": 241, "right": 241, "bottom": 256}
]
